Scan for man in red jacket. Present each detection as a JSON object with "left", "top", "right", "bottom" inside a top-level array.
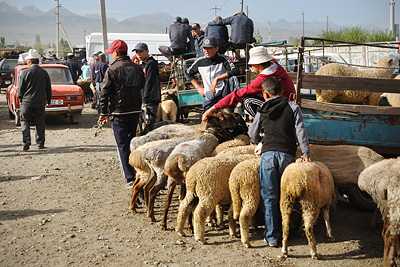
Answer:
[{"left": 202, "top": 46, "right": 295, "bottom": 121}]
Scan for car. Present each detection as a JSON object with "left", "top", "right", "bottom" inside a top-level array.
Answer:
[
  {"left": 6, "top": 63, "right": 84, "bottom": 125},
  {"left": 0, "top": 58, "right": 18, "bottom": 89}
]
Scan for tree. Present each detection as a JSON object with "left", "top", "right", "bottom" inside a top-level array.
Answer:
[
  {"left": 35, "top": 34, "right": 41, "bottom": 45},
  {"left": 0, "top": 36, "right": 5, "bottom": 48},
  {"left": 315, "top": 26, "right": 395, "bottom": 44},
  {"left": 253, "top": 29, "right": 263, "bottom": 44}
]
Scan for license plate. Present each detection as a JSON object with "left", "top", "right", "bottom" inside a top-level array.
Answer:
[{"left": 50, "top": 99, "right": 63, "bottom": 105}]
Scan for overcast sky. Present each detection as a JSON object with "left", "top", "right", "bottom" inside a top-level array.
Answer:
[{"left": 3, "top": 0, "right": 398, "bottom": 29}]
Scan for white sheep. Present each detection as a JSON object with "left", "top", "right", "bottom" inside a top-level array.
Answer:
[
  {"left": 228, "top": 157, "right": 261, "bottom": 248},
  {"left": 384, "top": 74, "right": 400, "bottom": 107},
  {"left": 156, "top": 89, "right": 179, "bottom": 122},
  {"left": 161, "top": 133, "right": 220, "bottom": 230},
  {"left": 358, "top": 157, "right": 400, "bottom": 267},
  {"left": 210, "top": 134, "right": 250, "bottom": 156},
  {"left": 175, "top": 154, "right": 255, "bottom": 244},
  {"left": 315, "top": 56, "right": 396, "bottom": 105},
  {"left": 214, "top": 144, "right": 257, "bottom": 158},
  {"left": 279, "top": 161, "right": 335, "bottom": 260}
]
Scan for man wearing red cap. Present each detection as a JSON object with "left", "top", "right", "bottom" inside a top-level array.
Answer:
[{"left": 99, "top": 39, "right": 145, "bottom": 188}]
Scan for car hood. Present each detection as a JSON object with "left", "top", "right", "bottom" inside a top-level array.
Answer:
[{"left": 51, "top": 84, "right": 83, "bottom": 96}]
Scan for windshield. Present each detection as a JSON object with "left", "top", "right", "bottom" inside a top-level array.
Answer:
[
  {"left": 0, "top": 59, "right": 18, "bottom": 70},
  {"left": 18, "top": 67, "right": 75, "bottom": 85}
]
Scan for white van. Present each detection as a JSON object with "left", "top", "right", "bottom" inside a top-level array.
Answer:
[{"left": 85, "top": 32, "right": 170, "bottom": 63}]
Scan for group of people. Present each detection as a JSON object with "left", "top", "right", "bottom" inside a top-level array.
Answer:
[{"left": 17, "top": 11, "right": 310, "bottom": 248}]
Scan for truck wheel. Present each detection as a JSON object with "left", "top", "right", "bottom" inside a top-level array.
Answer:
[
  {"left": 344, "top": 185, "right": 376, "bottom": 212},
  {"left": 15, "top": 113, "right": 21, "bottom": 126}
]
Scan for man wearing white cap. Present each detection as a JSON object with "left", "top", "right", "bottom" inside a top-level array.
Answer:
[
  {"left": 18, "top": 49, "right": 52, "bottom": 151},
  {"left": 202, "top": 46, "right": 295, "bottom": 120}
]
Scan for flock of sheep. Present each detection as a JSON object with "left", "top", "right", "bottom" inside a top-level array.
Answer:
[{"left": 125, "top": 109, "right": 399, "bottom": 266}]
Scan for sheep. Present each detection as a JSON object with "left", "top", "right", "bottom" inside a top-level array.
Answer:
[
  {"left": 215, "top": 144, "right": 257, "bottom": 158},
  {"left": 130, "top": 123, "right": 200, "bottom": 151},
  {"left": 156, "top": 89, "right": 179, "bottom": 123},
  {"left": 210, "top": 134, "right": 250, "bottom": 156},
  {"left": 228, "top": 157, "right": 261, "bottom": 248},
  {"left": 384, "top": 74, "right": 400, "bottom": 107},
  {"left": 161, "top": 133, "right": 220, "bottom": 230},
  {"left": 358, "top": 157, "right": 400, "bottom": 267},
  {"left": 77, "top": 77, "right": 93, "bottom": 103},
  {"left": 315, "top": 56, "right": 396, "bottom": 105},
  {"left": 279, "top": 161, "right": 335, "bottom": 260},
  {"left": 175, "top": 154, "right": 255, "bottom": 244}
]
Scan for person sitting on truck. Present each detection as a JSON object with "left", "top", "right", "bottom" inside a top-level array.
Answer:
[
  {"left": 208, "top": 11, "right": 255, "bottom": 60},
  {"left": 186, "top": 35, "right": 240, "bottom": 111},
  {"left": 192, "top": 23, "right": 204, "bottom": 58},
  {"left": 133, "top": 42, "right": 161, "bottom": 125},
  {"left": 158, "top": 16, "right": 195, "bottom": 63},
  {"left": 64, "top": 53, "right": 82, "bottom": 85},
  {"left": 202, "top": 46, "right": 296, "bottom": 121},
  {"left": 204, "top": 16, "right": 230, "bottom": 55}
]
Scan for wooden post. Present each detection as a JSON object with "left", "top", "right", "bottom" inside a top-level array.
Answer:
[{"left": 296, "top": 36, "right": 305, "bottom": 105}]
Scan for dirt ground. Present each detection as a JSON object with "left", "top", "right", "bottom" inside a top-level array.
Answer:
[{"left": 0, "top": 92, "right": 390, "bottom": 267}]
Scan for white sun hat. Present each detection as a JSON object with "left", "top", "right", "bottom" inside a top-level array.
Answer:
[
  {"left": 25, "top": 49, "right": 41, "bottom": 60},
  {"left": 247, "top": 46, "right": 274, "bottom": 65}
]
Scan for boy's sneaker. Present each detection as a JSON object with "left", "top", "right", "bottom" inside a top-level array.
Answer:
[{"left": 125, "top": 181, "right": 134, "bottom": 189}]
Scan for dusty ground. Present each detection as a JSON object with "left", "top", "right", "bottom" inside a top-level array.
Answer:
[{"left": 0, "top": 92, "right": 390, "bottom": 267}]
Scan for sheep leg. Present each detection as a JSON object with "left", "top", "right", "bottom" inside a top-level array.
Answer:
[
  {"left": 215, "top": 204, "right": 225, "bottom": 229},
  {"left": 194, "top": 200, "right": 213, "bottom": 244},
  {"left": 161, "top": 111, "right": 169, "bottom": 122},
  {"left": 176, "top": 191, "right": 198, "bottom": 237},
  {"left": 143, "top": 170, "right": 156, "bottom": 207},
  {"left": 161, "top": 180, "right": 177, "bottom": 230},
  {"left": 147, "top": 178, "right": 167, "bottom": 222},
  {"left": 179, "top": 183, "right": 186, "bottom": 201},
  {"left": 302, "top": 205, "right": 320, "bottom": 260},
  {"left": 322, "top": 206, "right": 335, "bottom": 241},
  {"left": 129, "top": 177, "right": 143, "bottom": 213},
  {"left": 382, "top": 218, "right": 397, "bottom": 267},
  {"left": 239, "top": 202, "right": 257, "bottom": 248},
  {"left": 228, "top": 205, "right": 237, "bottom": 238},
  {"left": 279, "top": 201, "right": 293, "bottom": 259}
]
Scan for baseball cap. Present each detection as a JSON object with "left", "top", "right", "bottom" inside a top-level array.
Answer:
[
  {"left": 82, "top": 58, "right": 88, "bottom": 63},
  {"left": 192, "top": 23, "right": 200, "bottom": 29},
  {"left": 105, "top": 39, "right": 128, "bottom": 54},
  {"left": 247, "top": 46, "right": 274, "bottom": 65},
  {"left": 132, "top": 42, "right": 148, "bottom": 52},
  {"left": 202, "top": 36, "right": 218, "bottom": 48}
]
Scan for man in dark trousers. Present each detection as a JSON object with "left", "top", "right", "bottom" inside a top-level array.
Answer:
[
  {"left": 92, "top": 53, "right": 109, "bottom": 114},
  {"left": 64, "top": 53, "right": 82, "bottom": 84},
  {"left": 18, "top": 49, "right": 52, "bottom": 151},
  {"left": 99, "top": 39, "right": 145, "bottom": 188},
  {"left": 158, "top": 16, "right": 194, "bottom": 63},
  {"left": 133, "top": 42, "right": 161, "bottom": 125}
]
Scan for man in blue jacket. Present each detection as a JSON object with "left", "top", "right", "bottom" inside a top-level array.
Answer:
[{"left": 93, "top": 53, "right": 109, "bottom": 114}]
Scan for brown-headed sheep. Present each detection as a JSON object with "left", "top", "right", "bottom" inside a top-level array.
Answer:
[
  {"left": 315, "top": 56, "right": 396, "bottom": 105},
  {"left": 358, "top": 157, "right": 400, "bottom": 267},
  {"left": 279, "top": 161, "right": 335, "bottom": 260}
]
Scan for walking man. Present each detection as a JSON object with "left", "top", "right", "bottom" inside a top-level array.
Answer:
[
  {"left": 93, "top": 53, "right": 109, "bottom": 114},
  {"left": 99, "top": 40, "right": 145, "bottom": 188},
  {"left": 18, "top": 49, "right": 52, "bottom": 151}
]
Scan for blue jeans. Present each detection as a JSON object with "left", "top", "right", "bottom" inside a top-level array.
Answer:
[
  {"left": 259, "top": 151, "right": 295, "bottom": 244},
  {"left": 111, "top": 113, "right": 140, "bottom": 182}
]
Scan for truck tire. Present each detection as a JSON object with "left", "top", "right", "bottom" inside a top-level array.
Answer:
[{"left": 344, "top": 185, "right": 376, "bottom": 212}]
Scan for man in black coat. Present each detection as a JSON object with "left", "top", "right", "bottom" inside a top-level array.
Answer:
[
  {"left": 18, "top": 49, "right": 52, "bottom": 151},
  {"left": 64, "top": 53, "right": 82, "bottom": 84}
]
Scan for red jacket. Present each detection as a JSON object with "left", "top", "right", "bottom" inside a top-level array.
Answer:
[{"left": 214, "top": 60, "right": 295, "bottom": 110}]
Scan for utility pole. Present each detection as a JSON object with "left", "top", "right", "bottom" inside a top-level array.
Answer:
[
  {"left": 390, "top": 0, "right": 395, "bottom": 34},
  {"left": 240, "top": 0, "right": 244, "bottom": 12},
  {"left": 302, "top": 11, "right": 305, "bottom": 36},
  {"left": 326, "top": 16, "right": 328, "bottom": 33},
  {"left": 100, "top": 0, "right": 108, "bottom": 56},
  {"left": 55, "top": 0, "right": 60, "bottom": 57},
  {"left": 211, "top": 5, "right": 221, "bottom": 17}
]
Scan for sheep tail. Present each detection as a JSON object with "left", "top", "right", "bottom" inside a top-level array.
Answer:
[{"left": 230, "top": 179, "right": 241, "bottom": 220}]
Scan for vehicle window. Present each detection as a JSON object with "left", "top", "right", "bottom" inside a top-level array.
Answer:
[
  {"left": 1, "top": 59, "right": 18, "bottom": 70},
  {"left": 43, "top": 68, "right": 74, "bottom": 84}
]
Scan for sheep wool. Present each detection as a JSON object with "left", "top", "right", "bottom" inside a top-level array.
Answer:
[
  {"left": 358, "top": 157, "right": 400, "bottom": 267},
  {"left": 315, "top": 56, "right": 396, "bottom": 105},
  {"left": 279, "top": 161, "right": 335, "bottom": 260},
  {"left": 210, "top": 134, "right": 251, "bottom": 156}
]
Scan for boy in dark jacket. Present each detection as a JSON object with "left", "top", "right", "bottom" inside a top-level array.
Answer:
[{"left": 248, "top": 77, "right": 310, "bottom": 247}]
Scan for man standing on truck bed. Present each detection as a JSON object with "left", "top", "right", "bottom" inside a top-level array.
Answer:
[
  {"left": 133, "top": 42, "right": 161, "bottom": 125},
  {"left": 98, "top": 39, "right": 145, "bottom": 188},
  {"left": 18, "top": 49, "right": 52, "bottom": 151},
  {"left": 186, "top": 35, "right": 240, "bottom": 111},
  {"left": 159, "top": 16, "right": 194, "bottom": 63}
]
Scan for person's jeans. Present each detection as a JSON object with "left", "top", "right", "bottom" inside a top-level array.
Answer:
[
  {"left": 259, "top": 151, "right": 295, "bottom": 244},
  {"left": 20, "top": 105, "right": 46, "bottom": 145},
  {"left": 111, "top": 113, "right": 140, "bottom": 182},
  {"left": 96, "top": 82, "right": 102, "bottom": 114}
]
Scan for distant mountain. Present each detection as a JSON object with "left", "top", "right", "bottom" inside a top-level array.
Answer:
[{"left": 0, "top": 2, "right": 345, "bottom": 47}]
